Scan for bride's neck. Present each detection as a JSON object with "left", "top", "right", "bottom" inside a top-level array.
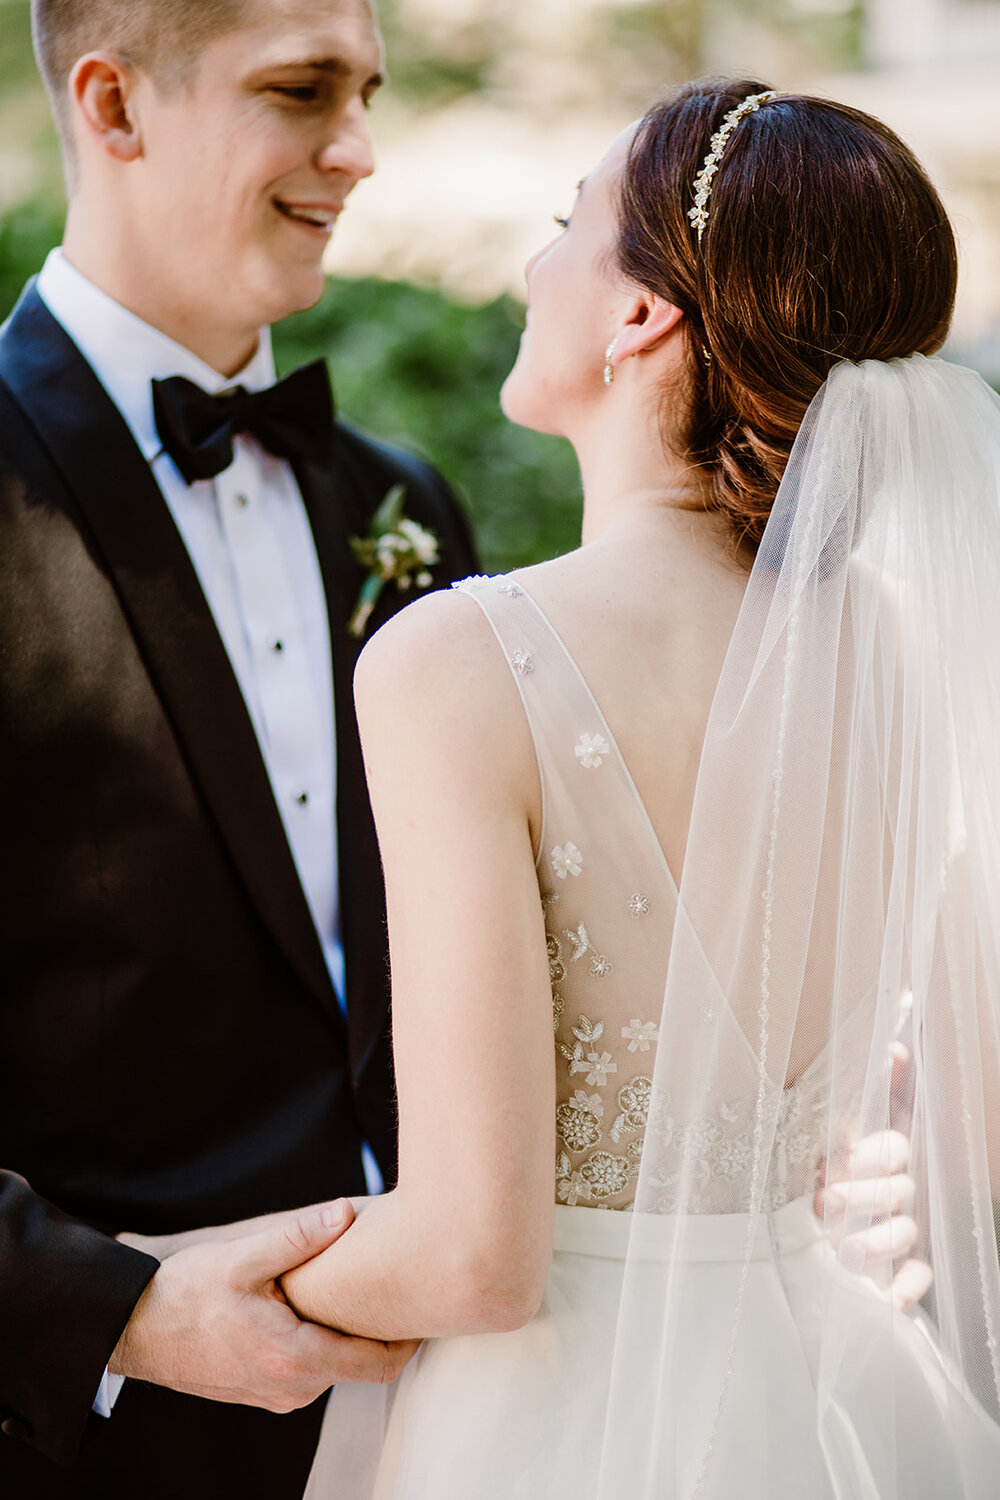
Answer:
[{"left": 573, "top": 403, "right": 704, "bottom": 546}]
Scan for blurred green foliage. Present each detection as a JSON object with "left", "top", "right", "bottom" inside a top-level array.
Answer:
[
  {"left": 0, "top": 195, "right": 63, "bottom": 317},
  {"left": 0, "top": 0, "right": 36, "bottom": 91},
  {"left": 0, "top": 197, "right": 582, "bottom": 570}
]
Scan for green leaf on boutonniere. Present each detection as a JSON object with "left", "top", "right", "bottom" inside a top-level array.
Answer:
[{"left": 348, "top": 484, "right": 441, "bottom": 640}]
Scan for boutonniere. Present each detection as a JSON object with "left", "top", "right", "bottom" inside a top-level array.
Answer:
[{"left": 348, "top": 484, "right": 441, "bottom": 640}]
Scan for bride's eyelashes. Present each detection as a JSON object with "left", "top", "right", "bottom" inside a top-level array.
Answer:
[{"left": 553, "top": 214, "right": 570, "bottom": 230}]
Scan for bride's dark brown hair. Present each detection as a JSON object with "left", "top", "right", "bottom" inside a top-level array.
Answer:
[{"left": 617, "top": 79, "right": 958, "bottom": 551}]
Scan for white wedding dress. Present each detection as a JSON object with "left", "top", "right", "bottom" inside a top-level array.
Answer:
[{"left": 304, "top": 560, "right": 1000, "bottom": 1499}]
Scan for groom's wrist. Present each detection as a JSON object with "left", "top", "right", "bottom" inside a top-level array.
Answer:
[{"left": 108, "top": 1268, "right": 166, "bottom": 1381}]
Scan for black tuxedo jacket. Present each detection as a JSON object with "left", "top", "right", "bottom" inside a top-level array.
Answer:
[{"left": 0, "top": 284, "right": 478, "bottom": 1499}]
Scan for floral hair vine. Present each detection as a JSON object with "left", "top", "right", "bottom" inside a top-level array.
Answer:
[{"left": 688, "top": 90, "right": 779, "bottom": 243}]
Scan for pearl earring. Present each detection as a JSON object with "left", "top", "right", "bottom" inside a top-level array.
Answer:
[{"left": 603, "top": 339, "right": 619, "bottom": 386}]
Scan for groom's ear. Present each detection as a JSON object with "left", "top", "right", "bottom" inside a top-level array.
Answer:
[
  {"left": 69, "top": 53, "right": 144, "bottom": 164},
  {"left": 612, "top": 295, "right": 685, "bottom": 364}
]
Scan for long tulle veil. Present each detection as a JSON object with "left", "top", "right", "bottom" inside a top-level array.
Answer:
[{"left": 597, "top": 354, "right": 1000, "bottom": 1497}]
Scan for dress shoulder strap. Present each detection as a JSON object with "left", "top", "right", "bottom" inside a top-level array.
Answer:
[{"left": 452, "top": 573, "right": 677, "bottom": 901}]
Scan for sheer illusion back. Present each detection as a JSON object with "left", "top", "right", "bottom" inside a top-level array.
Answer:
[{"left": 455, "top": 573, "right": 849, "bottom": 1216}]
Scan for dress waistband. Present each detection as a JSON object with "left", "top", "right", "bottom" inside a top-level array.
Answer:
[{"left": 552, "top": 1193, "right": 823, "bottom": 1263}]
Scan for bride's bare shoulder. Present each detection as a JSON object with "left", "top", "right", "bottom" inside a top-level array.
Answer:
[
  {"left": 357, "top": 581, "right": 499, "bottom": 688},
  {"left": 353, "top": 580, "right": 534, "bottom": 761}
]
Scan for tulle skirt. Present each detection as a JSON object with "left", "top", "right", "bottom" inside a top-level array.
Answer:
[{"left": 304, "top": 1197, "right": 1000, "bottom": 1499}]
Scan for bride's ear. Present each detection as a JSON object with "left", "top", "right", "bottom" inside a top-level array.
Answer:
[{"left": 609, "top": 296, "right": 685, "bottom": 368}]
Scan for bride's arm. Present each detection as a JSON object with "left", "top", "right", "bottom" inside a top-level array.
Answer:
[{"left": 281, "top": 591, "right": 556, "bottom": 1342}]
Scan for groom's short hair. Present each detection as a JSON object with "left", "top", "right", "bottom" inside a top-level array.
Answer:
[{"left": 32, "top": 0, "right": 246, "bottom": 160}]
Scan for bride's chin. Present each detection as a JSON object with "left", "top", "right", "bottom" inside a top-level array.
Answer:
[{"left": 500, "top": 370, "right": 559, "bottom": 436}]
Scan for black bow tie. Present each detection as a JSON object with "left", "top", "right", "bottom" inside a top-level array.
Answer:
[{"left": 151, "top": 359, "right": 335, "bottom": 485}]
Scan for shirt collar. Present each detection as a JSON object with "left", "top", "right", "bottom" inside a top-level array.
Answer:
[{"left": 36, "top": 248, "right": 277, "bottom": 464}]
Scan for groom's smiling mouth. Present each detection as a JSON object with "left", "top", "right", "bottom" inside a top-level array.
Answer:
[{"left": 274, "top": 200, "right": 343, "bottom": 233}]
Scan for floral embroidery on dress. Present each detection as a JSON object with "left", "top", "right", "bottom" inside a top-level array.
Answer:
[
  {"left": 556, "top": 1091, "right": 606, "bottom": 1151},
  {"left": 559, "top": 1016, "right": 619, "bottom": 1088},
  {"left": 563, "top": 924, "right": 591, "bottom": 962},
  {"left": 627, "top": 894, "right": 651, "bottom": 919},
  {"left": 580, "top": 1050, "right": 617, "bottom": 1087},
  {"left": 552, "top": 991, "right": 565, "bottom": 1033},
  {"left": 497, "top": 581, "right": 523, "bottom": 598},
  {"left": 580, "top": 1151, "right": 634, "bottom": 1199},
  {"left": 621, "top": 1019, "right": 659, "bottom": 1053},
  {"left": 610, "top": 1076, "right": 652, "bottom": 1143},
  {"left": 547, "top": 933, "right": 566, "bottom": 983},
  {"left": 563, "top": 923, "right": 613, "bottom": 977},
  {"left": 511, "top": 651, "right": 534, "bottom": 676},
  {"left": 638, "top": 1077, "right": 847, "bottom": 1213},
  {"left": 556, "top": 1151, "right": 594, "bottom": 1205},
  {"left": 575, "top": 733, "right": 610, "bottom": 769},
  {"left": 551, "top": 844, "right": 583, "bottom": 880}
]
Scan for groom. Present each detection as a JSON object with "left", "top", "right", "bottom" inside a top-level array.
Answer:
[{"left": 0, "top": 0, "right": 476, "bottom": 1496}]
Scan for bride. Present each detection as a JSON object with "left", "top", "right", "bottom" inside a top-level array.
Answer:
[
  {"left": 278, "top": 78, "right": 1000, "bottom": 1497},
  {"left": 143, "top": 80, "right": 1000, "bottom": 1495}
]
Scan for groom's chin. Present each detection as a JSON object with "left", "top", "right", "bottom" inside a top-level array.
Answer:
[{"left": 267, "top": 264, "right": 331, "bottom": 325}]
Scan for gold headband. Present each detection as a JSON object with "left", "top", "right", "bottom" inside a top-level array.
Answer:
[{"left": 688, "top": 91, "right": 779, "bottom": 243}]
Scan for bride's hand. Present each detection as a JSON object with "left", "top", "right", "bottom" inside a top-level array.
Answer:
[
  {"left": 813, "top": 1044, "right": 932, "bottom": 1311},
  {"left": 116, "top": 1198, "right": 364, "bottom": 1260}
]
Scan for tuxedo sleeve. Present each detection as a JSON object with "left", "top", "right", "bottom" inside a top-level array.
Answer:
[{"left": 0, "top": 1170, "right": 158, "bottom": 1467}]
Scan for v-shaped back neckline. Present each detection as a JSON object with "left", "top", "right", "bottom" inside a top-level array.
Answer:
[{"left": 511, "top": 575, "right": 683, "bottom": 899}]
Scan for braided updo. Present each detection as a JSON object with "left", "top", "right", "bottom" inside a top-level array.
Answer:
[{"left": 616, "top": 80, "right": 958, "bottom": 552}]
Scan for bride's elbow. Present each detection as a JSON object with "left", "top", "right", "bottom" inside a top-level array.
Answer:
[
  {"left": 450, "top": 1254, "right": 548, "bottom": 1334},
  {"left": 435, "top": 1219, "right": 550, "bottom": 1334}
]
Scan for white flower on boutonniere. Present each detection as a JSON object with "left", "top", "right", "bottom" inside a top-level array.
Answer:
[{"left": 348, "top": 484, "right": 441, "bottom": 639}]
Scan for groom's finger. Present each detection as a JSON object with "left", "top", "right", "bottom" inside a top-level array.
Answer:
[{"left": 231, "top": 1200, "right": 356, "bottom": 1287}]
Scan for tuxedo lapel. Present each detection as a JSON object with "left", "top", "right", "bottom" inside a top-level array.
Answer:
[
  {"left": 0, "top": 285, "right": 342, "bottom": 1026},
  {"left": 293, "top": 450, "right": 390, "bottom": 1077}
]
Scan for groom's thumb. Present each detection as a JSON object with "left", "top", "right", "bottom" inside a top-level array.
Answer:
[{"left": 237, "top": 1200, "right": 355, "bottom": 1285}]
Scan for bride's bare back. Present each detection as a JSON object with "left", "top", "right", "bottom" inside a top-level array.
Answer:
[{"left": 513, "top": 509, "right": 748, "bottom": 884}]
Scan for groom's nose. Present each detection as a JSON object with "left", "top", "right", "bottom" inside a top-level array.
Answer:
[{"left": 317, "top": 104, "right": 376, "bottom": 185}]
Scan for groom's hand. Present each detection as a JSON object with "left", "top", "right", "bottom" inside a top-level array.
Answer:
[{"left": 109, "top": 1201, "right": 418, "bottom": 1410}]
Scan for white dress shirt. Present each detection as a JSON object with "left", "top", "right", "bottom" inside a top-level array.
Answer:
[
  {"left": 36, "top": 250, "right": 377, "bottom": 1416},
  {"left": 37, "top": 250, "right": 345, "bottom": 1001}
]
